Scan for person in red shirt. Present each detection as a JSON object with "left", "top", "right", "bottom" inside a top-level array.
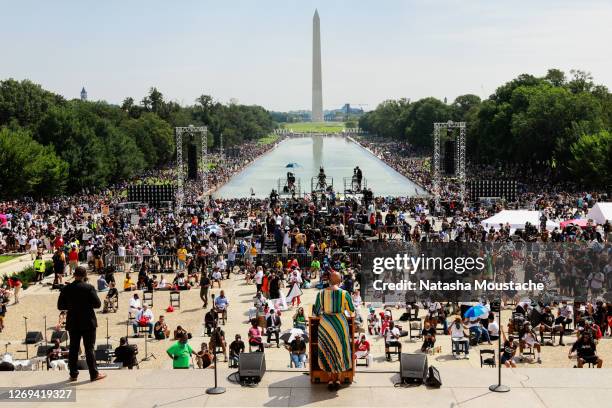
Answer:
[
  {"left": 354, "top": 334, "right": 372, "bottom": 366},
  {"left": 53, "top": 235, "right": 64, "bottom": 250},
  {"left": 68, "top": 245, "right": 79, "bottom": 274},
  {"left": 8, "top": 277, "right": 22, "bottom": 304}
]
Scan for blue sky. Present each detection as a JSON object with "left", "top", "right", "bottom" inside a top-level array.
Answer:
[{"left": 2, "top": 0, "right": 611, "bottom": 111}]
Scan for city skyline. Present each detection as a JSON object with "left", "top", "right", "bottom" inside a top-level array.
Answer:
[{"left": 1, "top": 0, "right": 611, "bottom": 112}]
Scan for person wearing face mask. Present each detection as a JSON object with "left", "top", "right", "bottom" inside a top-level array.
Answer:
[{"left": 449, "top": 317, "right": 470, "bottom": 357}]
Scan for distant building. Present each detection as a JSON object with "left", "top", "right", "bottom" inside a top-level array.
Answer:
[
  {"left": 324, "top": 103, "right": 365, "bottom": 121},
  {"left": 80, "top": 87, "right": 87, "bottom": 101}
]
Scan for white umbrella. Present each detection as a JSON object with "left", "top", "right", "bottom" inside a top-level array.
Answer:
[{"left": 280, "top": 328, "right": 309, "bottom": 343}]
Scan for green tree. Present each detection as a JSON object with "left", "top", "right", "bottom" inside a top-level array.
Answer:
[
  {"left": 568, "top": 130, "right": 612, "bottom": 187},
  {"left": 36, "top": 105, "right": 112, "bottom": 191},
  {"left": 568, "top": 69, "right": 594, "bottom": 94},
  {"left": 0, "top": 127, "right": 68, "bottom": 198},
  {"left": 0, "top": 79, "right": 65, "bottom": 129},
  {"left": 451, "top": 94, "right": 481, "bottom": 122},
  {"left": 121, "top": 113, "right": 174, "bottom": 167},
  {"left": 544, "top": 69, "right": 566, "bottom": 87},
  {"left": 403, "top": 97, "right": 452, "bottom": 148}
]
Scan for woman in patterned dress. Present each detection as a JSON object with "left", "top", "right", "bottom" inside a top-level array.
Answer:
[{"left": 313, "top": 271, "right": 355, "bottom": 391}]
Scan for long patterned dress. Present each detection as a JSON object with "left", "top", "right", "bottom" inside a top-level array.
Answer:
[{"left": 313, "top": 288, "right": 355, "bottom": 373}]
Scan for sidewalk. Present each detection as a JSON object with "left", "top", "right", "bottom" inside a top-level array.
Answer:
[{"left": 2, "top": 367, "right": 611, "bottom": 407}]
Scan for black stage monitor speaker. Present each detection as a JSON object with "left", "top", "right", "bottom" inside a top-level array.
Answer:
[
  {"left": 51, "top": 330, "right": 68, "bottom": 343},
  {"left": 426, "top": 366, "right": 442, "bottom": 388},
  {"left": 187, "top": 143, "right": 198, "bottom": 180},
  {"left": 239, "top": 352, "right": 266, "bottom": 383},
  {"left": 25, "top": 331, "right": 43, "bottom": 344},
  {"left": 400, "top": 353, "right": 428, "bottom": 384}
]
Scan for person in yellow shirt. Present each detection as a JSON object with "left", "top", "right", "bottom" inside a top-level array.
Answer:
[
  {"left": 177, "top": 245, "right": 188, "bottom": 270},
  {"left": 34, "top": 254, "right": 46, "bottom": 284},
  {"left": 123, "top": 273, "right": 136, "bottom": 291}
]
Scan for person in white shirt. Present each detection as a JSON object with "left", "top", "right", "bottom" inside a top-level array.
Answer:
[
  {"left": 132, "top": 304, "right": 154, "bottom": 337},
  {"left": 384, "top": 321, "right": 402, "bottom": 359},
  {"left": 449, "top": 317, "right": 470, "bottom": 356},
  {"left": 216, "top": 257, "right": 227, "bottom": 274},
  {"left": 520, "top": 322, "right": 542, "bottom": 364},
  {"left": 28, "top": 237, "right": 39, "bottom": 259},
  {"left": 128, "top": 293, "right": 142, "bottom": 316},
  {"left": 254, "top": 267, "right": 264, "bottom": 292},
  {"left": 487, "top": 316, "right": 500, "bottom": 341},
  {"left": 211, "top": 269, "right": 223, "bottom": 288}
]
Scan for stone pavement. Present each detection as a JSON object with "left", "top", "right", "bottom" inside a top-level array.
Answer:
[{"left": 1, "top": 368, "right": 611, "bottom": 407}]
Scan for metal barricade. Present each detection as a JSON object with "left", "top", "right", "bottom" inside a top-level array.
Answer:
[{"left": 105, "top": 253, "right": 178, "bottom": 273}]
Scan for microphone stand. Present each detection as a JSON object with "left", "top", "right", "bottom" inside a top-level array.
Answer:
[
  {"left": 44, "top": 315, "right": 48, "bottom": 346},
  {"left": 23, "top": 316, "right": 29, "bottom": 359},
  {"left": 206, "top": 353, "right": 226, "bottom": 395},
  {"left": 140, "top": 328, "right": 156, "bottom": 362},
  {"left": 489, "top": 298, "right": 510, "bottom": 393},
  {"left": 106, "top": 317, "right": 110, "bottom": 349}
]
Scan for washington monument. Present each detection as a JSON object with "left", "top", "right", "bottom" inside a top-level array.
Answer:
[{"left": 312, "top": 9, "right": 323, "bottom": 122}]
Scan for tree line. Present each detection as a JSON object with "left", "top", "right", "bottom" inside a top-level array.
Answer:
[
  {"left": 0, "top": 79, "right": 276, "bottom": 199},
  {"left": 359, "top": 69, "right": 612, "bottom": 188}
]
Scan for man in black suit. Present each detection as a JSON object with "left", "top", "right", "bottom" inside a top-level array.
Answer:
[
  {"left": 266, "top": 309, "right": 282, "bottom": 347},
  {"left": 57, "top": 266, "right": 106, "bottom": 382}
]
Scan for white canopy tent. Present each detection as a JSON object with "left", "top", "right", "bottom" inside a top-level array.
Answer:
[
  {"left": 481, "top": 210, "right": 559, "bottom": 231},
  {"left": 587, "top": 202, "right": 612, "bottom": 225}
]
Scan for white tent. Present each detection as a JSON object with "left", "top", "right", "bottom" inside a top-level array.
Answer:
[
  {"left": 587, "top": 202, "right": 612, "bottom": 224},
  {"left": 481, "top": 210, "right": 559, "bottom": 231}
]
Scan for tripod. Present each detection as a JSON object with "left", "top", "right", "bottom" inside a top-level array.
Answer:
[{"left": 140, "top": 330, "right": 156, "bottom": 362}]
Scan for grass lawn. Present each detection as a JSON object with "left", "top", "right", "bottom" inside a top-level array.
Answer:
[
  {"left": 0, "top": 255, "right": 19, "bottom": 264},
  {"left": 282, "top": 122, "right": 346, "bottom": 133},
  {"left": 257, "top": 134, "right": 280, "bottom": 145}
]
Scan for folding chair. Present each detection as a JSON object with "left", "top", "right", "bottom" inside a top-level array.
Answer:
[
  {"left": 451, "top": 338, "right": 469, "bottom": 359},
  {"left": 408, "top": 318, "right": 423, "bottom": 342},
  {"left": 541, "top": 328, "right": 556, "bottom": 345},
  {"left": 143, "top": 290, "right": 154, "bottom": 308},
  {"left": 385, "top": 342, "right": 401, "bottom": 361},
  {"left": 355, "top": 353, "right": 370, "bottom": 367},
  {"left": 170, "top": 291, "right": 181, "bottom": 309},
  {"left": 480, "top": 349, "right": 496, "bottom": 368}
]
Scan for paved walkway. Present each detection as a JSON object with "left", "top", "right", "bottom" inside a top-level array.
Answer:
[{"left": 1, "top": 367, "right": 611, "bottom": 407}]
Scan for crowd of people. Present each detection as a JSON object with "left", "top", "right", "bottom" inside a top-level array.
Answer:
[{"left": 0, "top": 133, "right": 610, "bottom": 375}]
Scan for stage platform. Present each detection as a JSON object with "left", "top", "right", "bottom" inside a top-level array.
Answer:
[{"left": 1, "top": 367, "right": 611, "bottom": 407}]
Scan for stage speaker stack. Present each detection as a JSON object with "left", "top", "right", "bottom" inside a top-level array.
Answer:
[
  {"left": 444, "top": 140, "right": 456, "bottom": 175},
  {"left": 126, "top": 185, "right": 176, "bottom": 207},
  {"left": 25, "top": 331, "right": 43, "bottom": 344},
  {"left": 187, "top": 143, "right": 198, "bottom": 180},
  {"left": 468, "top": 180, "right": 517, "bottom": 202},
  {"left": 238, "top": 352, "right": 266, "bottom": 384},
  {"left": 399, "top": 353, "right": 428, "bottom": 384}
]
